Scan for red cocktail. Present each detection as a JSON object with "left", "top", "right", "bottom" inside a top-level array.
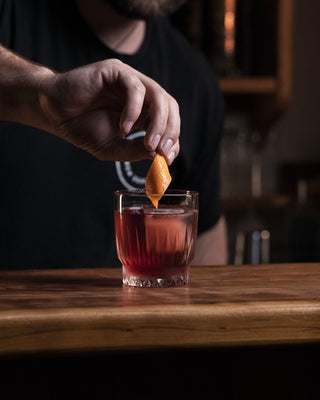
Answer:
[{"left": 114, "top": 190, "right": 198, "bottom": 287}]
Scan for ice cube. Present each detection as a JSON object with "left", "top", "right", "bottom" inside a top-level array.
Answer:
[
  {"left": 142, "top": 206, "right": 185, "bottom": 215},
  {"left": 126, "top": 206, "right": 144, "bottom": 214},
  {"left": 144, "top": 215, "right": 187, "bottom": 253}
]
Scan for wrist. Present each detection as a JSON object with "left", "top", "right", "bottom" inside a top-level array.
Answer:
[
  {"left": 0, "top": 45, "right": 55, "bottom": 131},
  {"left": 16, "top": 63, "right": 56, "bottom": 132}
]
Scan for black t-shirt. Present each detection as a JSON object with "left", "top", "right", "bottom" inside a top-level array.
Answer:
[{"left": 0, "top": 0, "right": 224, "bottom": 269}]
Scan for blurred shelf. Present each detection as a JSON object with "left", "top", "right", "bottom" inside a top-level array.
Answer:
[
  {"left": 172, "top": 0, "right": 293, "bottom": 131},
  {"left": 219, "top": 77, "right": 277, "bottom": 94},
  {"left": 222, "top": 195, "right": 293, "bottom": 211}
]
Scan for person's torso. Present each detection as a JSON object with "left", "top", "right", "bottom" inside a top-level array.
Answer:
[{"left": 0, "top": 0, "right": 221, "bottom": 269}]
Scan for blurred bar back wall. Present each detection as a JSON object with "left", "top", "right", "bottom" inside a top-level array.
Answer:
[{"left": 172, "top": 0, "right": 320, "bottom": 264}]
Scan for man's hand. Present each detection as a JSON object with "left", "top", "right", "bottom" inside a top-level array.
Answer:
[
  {"left": 40, "top": 59, "right": 180, "bottom": 163},
  {"left": 0, "top": 45, "right": 180, "bottom": 163}
]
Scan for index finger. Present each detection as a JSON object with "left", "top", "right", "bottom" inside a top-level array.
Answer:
[
  {"left": 138, "top": 76, "right": 180, "bottom": 156},
  {"left": 118, "top": 73, "right": 146, "bottom": 135}
]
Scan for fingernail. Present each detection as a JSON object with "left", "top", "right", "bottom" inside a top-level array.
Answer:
[
  {"left": 168, "top": 151, "right": 175, "bottom": 165},
  {"left": 149, "top": 134, "right": 161, "bottom": 150},
  {"left": 163, "top": 139, "right": 173, "bottom": 154},
  {"left": 123, "top": 120, "right": 134, "bottom": 134}
]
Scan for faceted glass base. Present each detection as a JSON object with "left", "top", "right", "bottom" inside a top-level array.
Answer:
[{"left": 122, "top": 271, "right": 188, "bottom": 287}]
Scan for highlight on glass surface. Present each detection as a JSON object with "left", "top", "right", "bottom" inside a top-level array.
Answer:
[{"left": 114, "top": 190, "right": 199, "bottom": 287}]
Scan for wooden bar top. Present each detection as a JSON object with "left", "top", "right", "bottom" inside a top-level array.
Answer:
[{"left": 0, "top": 263, "right": 320, "bottom": 356}]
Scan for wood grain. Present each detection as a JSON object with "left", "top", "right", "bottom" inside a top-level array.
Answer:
[{"left": 0, "top": 263, "right": 319, "bottom": 356}]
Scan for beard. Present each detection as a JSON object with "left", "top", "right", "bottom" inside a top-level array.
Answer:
[{"left": 105, "top": 0, "right": 187, "bottom": 20}]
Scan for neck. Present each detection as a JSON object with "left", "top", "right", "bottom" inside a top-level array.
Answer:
[{"left": 75, "top": 0, "right": 146, "bottom": 54}]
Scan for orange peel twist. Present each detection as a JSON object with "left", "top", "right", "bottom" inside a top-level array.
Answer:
[{"left": 145, "top": 154, "right": 172, "bottom": 208}]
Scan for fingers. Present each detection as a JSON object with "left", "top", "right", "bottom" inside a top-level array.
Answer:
[
  {"left": 143, "top": 86, "right": 169, "bottom": 150},
  {"left": 166, "top": 139, "right": 180, "bottom": 166},
  {"left": 119, "top": 74, "right": 146, "bottom": 136},
  {"left": 155, "top": 97, "right": 180, "bottom": 165},
  {"left": 44, "top": 58, "right": 180, "bottom": 164},
  {"left": 117, "top": 64, "right": 180, "bottom": 163},
  {"left": 139, "top": 80, "right": 180, "bottom": 164}
]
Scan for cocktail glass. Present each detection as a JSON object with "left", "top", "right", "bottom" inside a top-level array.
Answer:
[{"left": 114, "top": 190, "right": 199, "bottom": 287}]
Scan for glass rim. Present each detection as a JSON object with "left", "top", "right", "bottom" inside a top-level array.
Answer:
[{"left": 114, "top": 189, "right": 199, "bottom": 197}]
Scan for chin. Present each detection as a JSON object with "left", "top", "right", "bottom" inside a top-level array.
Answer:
[{"left": 105, "top": 0, "right": 186, "bottom": 20}]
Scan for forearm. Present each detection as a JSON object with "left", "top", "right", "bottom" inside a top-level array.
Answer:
[{"left": 0, "top": 44, "right": 54, "bottom": 131}]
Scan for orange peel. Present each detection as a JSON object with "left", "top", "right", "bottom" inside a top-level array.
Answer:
[{"left": 145, "top": 154, "right": 172, "bottom": 208}]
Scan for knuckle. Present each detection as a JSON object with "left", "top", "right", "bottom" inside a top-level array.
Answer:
[
  {"left": 124, "top": 74, "right": 145, "bottom": 97},
  {"left": 157, "top": 104, "right": 169, "bottom": 122},
  {"left": 156, "top": 91, "right": 170, "bottom": 117},
  {"left": 132, "top": 80, "right": 146, "bottom": 96},
  {"left": 169, "top": 95, "right": 179, "bottom": 110},
  {"left": 107, "top": 58, "right": 123, "bottom": 68},
  {"left": 149, "top": 82, "right": 167, "bottom": 101},
  {"left": 159, "top": 87, "right": 169, "bottom": 102}
]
